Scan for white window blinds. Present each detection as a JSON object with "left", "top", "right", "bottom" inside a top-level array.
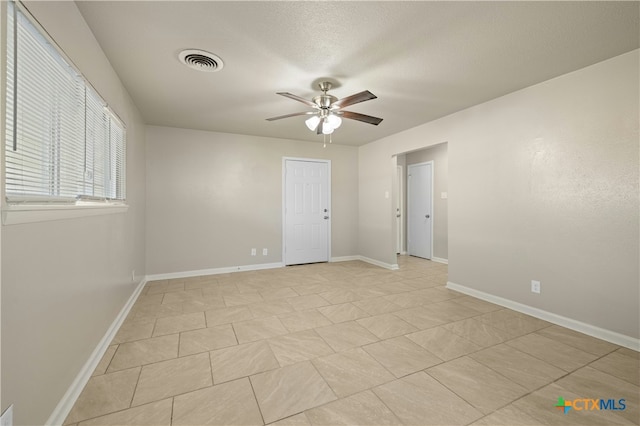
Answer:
[{"left": 5, "top": 2, "right": 126, "bottom": 202}]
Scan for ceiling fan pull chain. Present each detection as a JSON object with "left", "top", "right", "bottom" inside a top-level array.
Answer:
[{"left": 323, "top": 134, "right": 327, "bottom": 148}]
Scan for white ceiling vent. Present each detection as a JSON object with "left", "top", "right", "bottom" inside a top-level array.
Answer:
[{"left": 178, "top": 49, "right": 224, "bottom": 72}]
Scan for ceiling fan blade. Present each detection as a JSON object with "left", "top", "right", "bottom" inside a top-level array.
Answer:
[
  {"left": 277, "top": 92, "right": 318, "bottom": 108},
  {"left": 266, "top": 111, "right": 317, "bottom": 121},
  {"left": 340, "top": 110, "right": 383, "bottom": 125},
  {"left": 331, "top": 90, "right": 377, "bottom": 109}
]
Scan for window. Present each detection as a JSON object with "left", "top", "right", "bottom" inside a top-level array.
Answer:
[{"left": 5, "top": 1, "right": 126, "bottom": 207}]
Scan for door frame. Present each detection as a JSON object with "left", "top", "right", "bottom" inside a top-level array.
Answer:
[
  {"left": 282, "top": 157, "right": 332, "bottom": 265},
  {"left": 396, "top": 165, "right": 404, "bottom": 254},
  {"left": 407, "top": 161, "right": 434, "bottom": 259}
]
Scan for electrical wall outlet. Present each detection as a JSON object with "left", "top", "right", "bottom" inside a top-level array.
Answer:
[
  {"left": 1, "top": 405, "right": 14, "bottom": 426},
  {"left": 251, "top": 248, "right": 256, "bottom": 256},
  {"left": 262, "top": 248, "right": 268, "bottom": 256},
  {"left": 531, "top": 280, "right": 541, "bottom": 294}
]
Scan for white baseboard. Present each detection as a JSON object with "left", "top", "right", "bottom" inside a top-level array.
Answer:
[
  {"left": 446, "top": 281, "right": 640, "bottom": 351},
  {"left": 397, "top": 253, "right": 447, "bottom": 265},
  {"left": 148, "top": 257, "right": 404, "bottom": 282},
  {"left": 330, "top": 256, "right": 360, "bottom": 262},
  {"left": 362, "top": 256, "right": 399, "bottom": 271},
  {"left": 46, "top": 278, "right": 147, "bottom": 426},
  {"left": 332, "top": 255, "right": 400, "bottom": 271},
  {"left": 331, "top": 255, "right": 399, "bottom": 270},
  {"left": 146, "top": 262, "right": 284, "bottom": 281}
]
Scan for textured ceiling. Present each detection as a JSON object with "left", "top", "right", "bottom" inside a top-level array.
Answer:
[{"left": 75, "top": 1, "right": 639, "bottom": 146}]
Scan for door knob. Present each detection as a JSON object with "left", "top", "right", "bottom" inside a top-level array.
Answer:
[
  {"left": 425, "top": 214, "right": 430, "bottom": 219},
  {"left": 324, "top": 216, "right": 329, "bottom": 219}
]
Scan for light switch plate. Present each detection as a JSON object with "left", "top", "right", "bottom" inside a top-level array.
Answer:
[{"left": 441, "top": 192, "right": 448, "bottom": 199}]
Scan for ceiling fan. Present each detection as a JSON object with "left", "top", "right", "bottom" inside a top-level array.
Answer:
[{"left": 266, "top": 81, "right": 383, "bottom": 135}]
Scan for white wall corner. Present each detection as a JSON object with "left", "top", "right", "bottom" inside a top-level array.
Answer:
[
  {"left": 446, "top": 281, "right": 640, "bottom": 351},
  {"left": 332, "top": 255, "right": 399, "bottom": 270},
  {"left": 46, "top": 277, "right": 148, "bottom": 426},
  {"left": 356, "top": 256, "right": 399, "bottom": 270}
]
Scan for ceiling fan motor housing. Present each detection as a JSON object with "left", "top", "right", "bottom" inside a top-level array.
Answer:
[{"left": 313, "top": 94, "right": 338, "bottom": 109}]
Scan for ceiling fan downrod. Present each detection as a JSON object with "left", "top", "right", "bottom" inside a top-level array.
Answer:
[{"left": 313, "top": 82, "right": 338, "bottom": 110}]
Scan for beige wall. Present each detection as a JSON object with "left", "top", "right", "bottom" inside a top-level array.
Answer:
[
  {"left": 0, "top": 2, "right": 146, "bottom": 425},
  {"left": 405, "top": 143, "right": 449, "bottom": 260},
  {"left": 359, "top": 50, "right": 639, "bottom": 339},
  {"left": 146, "top": 126, "right": 359, "bottom": 275}
]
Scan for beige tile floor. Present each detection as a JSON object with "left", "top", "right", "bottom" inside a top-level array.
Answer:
[{"left": 65, "top": 256, "right": 639, "bottom": 425}]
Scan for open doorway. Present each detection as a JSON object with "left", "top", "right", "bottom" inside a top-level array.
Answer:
[{"left": 393, "top": 142, "right": 449, "bottom": 265}]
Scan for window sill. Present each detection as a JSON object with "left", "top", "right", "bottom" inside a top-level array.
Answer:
[{"left": 2, "top": 202, "right": 129, "bottom": 225}]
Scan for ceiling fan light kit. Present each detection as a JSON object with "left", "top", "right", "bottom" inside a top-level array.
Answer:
[
  {"left": 305, "top": 115, "right": 321, "bottom": 131},
  {"left": 267, "top": 81, "right": 383, "bottom": 144},
  {"left": 326, "top": 114, "right": 342, "bottom": 130}
]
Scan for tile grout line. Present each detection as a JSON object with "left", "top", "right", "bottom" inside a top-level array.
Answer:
[
  {"left": 468, "top": 339, "right": 569, "bottom": 386},
  {"left": 247, "top": 366, "right": 267, "bottom": 425},
  {"left": 581, "top": 349, "right": 638, "bottom": 386},
  {"left": 368, "top": 386, "right": 405, "bottom": 424},
  {"left": 128, "top": 366, "right": 144, "bottom": 413},
  {"left": 169, "top": 397, "right": 175, "bottom": 425},
  {"left": 65, "top": 393, "right": 164, "bottom": 426},
  {"left": 207, "top": 351, "right": 216, "bottom": 387},
  {"left": 93, "top": 344, "right": 119, "bottom": 377}
]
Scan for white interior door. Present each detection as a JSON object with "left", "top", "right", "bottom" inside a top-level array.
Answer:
[
  {"left": 396, "top": 165, "right": 404, "bottom": 254},
  {"left": 407, "top": 162, "right": 432, "bottom": 259},
  {"left": 284, "top": 159, "right": 330, "bottom": 265}
]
